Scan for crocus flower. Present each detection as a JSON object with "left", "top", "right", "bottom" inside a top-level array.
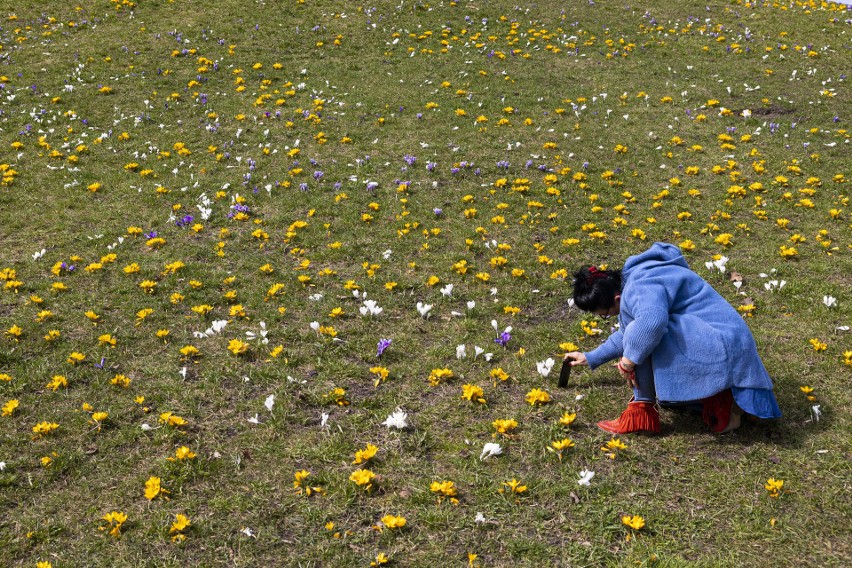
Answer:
[
  {"left": 495, "top": 331, "right": 511, "bottom": 347},
  {"left": 480, "top": 442, "right": 503, "bottom": 460},
  {"left": 456, "top": 344, "right": 467, "bottom": 359},
  {"left": 536, "top": 358, "right": 555, "bottom": 377},
  {"left": 376, "top": 338, "right": 392, "bottom": 358},
  {"left": 383, "top": 409, "right": 408, "bottom": 429}
]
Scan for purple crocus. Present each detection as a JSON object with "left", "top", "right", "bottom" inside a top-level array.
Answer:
[
  {"left": 495, "top": 331, "right": 511, "bottom": 347},
  {"left": 376, "top": 338, "right": 392, "bottom": 358},
  {"left": 175, "top": 215, "right": 194, "bottom": 228}
]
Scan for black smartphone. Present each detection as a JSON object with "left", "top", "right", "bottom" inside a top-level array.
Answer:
[{"left": 558, "top": 358, "right": 572, "bottom": 389}]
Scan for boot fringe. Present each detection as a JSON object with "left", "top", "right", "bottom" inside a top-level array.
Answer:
[{"left": 598, "top": 401, "right": 660, "bottom": 434}]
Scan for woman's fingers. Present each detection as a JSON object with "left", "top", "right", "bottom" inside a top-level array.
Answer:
[{"left": 564, "top": 352, "right": 587, "bottom": 366}]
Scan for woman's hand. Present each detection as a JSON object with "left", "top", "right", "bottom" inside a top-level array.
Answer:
[
  {"left": 564, "top": 352, "right": 587, "bottom": 366},
  {"left": 616, "top": 356, "right": 637, "bottom": 389}
]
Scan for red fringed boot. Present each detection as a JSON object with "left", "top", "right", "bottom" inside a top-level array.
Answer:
[
  {"left": 597, "top": 400, "right": 660, "bottom": 435},
  {"left": 702, "top": 389, "right": 742, "bottom": 433}
]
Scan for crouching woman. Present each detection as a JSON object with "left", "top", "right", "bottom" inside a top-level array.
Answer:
[{"left": 564, "top": 242, "right": 781, "bottom": 434}]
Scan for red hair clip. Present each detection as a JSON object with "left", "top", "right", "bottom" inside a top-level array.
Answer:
[{"left": 587, "top": 266, "right": 607, "bottom": 282}]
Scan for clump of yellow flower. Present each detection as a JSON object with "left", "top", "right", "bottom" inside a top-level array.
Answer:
[
  {"left": 428, "top": 368, "right": 454, "bottom": 386},
  {"left": 461, "top": 384, "right": 486, "bottom": 404},
  {"left": 169, "top": 513, "right": 192, "bottom": 542},
  {"left": 159, "top": 412, "right": 188, "bottom": 428},
  {"left": 765, "top": 478, "right": 784, "bottom": 499},
  {"left": 492, "top": 418, "right": 518, "bottom": 436},
  {"left": 548, "top": 438, "right": 575, "bottom": 462},
  {"left": 622, "top": 515, "right": 646, "bottom": 530},
  {"left": 144, "top": 476, "right": 170, "bottom": 501},
  {"left": 490, "top": 368, "right": 509, "bottom": 385},
  {"left": 100, "top": 511, "right": 127, "bottom": 538},
  {"left": 430, "top": 480, "right": 458, "bottom": 504},
  {"left": 2, "top": 399, "right": 20, "bottom": 417},
  {"left": 525, "top": 388, "right": 551, "bottom": 406},
  {"left": 167, "top": 446, "right": 197, "bottom": 461},
  {"left": 499, "top": 478, "right": 527, "bottom": 494},
  {"left": 370, "top": 366, "right": 390, "bottom": 386},
  {"left": 378, "top": 514, "right": 406, "bottom": 531},
  {"left": 352, "top": 443, "right": 378, "bottom": 465},
  {"left": 601, "top": 437, "right": 628, "bottom": 459},
  {"left": 293, "top": 470, "right": 323, "bottom": 496},
  {"left": 559, "top": 412, "right": 577, "bottom": 427},
  {"left": 227, "top": 338, "right": 250, "bottom": 355},
  {"left": 349, "top": 468, "right": 376, "bottom": 491}
]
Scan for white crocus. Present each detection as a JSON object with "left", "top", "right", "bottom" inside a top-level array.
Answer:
[
  {"left": 823, "top": 295, "right": 837, "bottom": 308},
  {"left": 456, "top": 344, "right": 467, "bottom": 359},
  {"left": 705, "top": 256, "right": 729, "bottom": 273},
  {"left": 810, "top": 405, "right": 821, "bottom": 422},
  {"left": 480, "top": 442, "right": 503, "bottom": 460},
  {"left": 246, "top": 321, "right": 269, "bottom": 344},
  {"left": 536, "top": 358, "right": 555, "bottom": 377},
  {"left": 359, "top": 299, "right": 383, "bottom": 317},
  {"left": 382, "top": 409, "right": 409, "bottom": 429},
  {"left": 578, "top": 470, "right": 595, "bottom": 486},
  {"left": 264, "top": 395, "right": 275, "bottom": 412},
  {"left": 416, "top": 302, "right": 433, "bottom": 318},
  {"left": 440, "top": 283, "right": 454, "bottom": 297}
]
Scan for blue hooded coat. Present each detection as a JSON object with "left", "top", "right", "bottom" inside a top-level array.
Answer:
[{"left": 584, "top": 242, "right": 781, "bottom": 419}]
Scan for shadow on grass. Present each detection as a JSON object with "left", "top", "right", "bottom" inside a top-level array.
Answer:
[{"left": 582, "top": 374, "right": 825, "bottom": 450}]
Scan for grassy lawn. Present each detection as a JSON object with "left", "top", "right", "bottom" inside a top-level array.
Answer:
[{"left": 1, "top": 0, "right": 850, "bottom": 566}]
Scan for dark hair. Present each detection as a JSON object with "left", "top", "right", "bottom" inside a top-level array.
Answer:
[{"left": 572, "top": 266, "right": 623, "bottom": 312}]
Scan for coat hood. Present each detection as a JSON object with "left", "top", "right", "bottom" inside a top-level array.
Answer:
[{"left": 622, "top": 242, "right": 689, "bottom": 280}]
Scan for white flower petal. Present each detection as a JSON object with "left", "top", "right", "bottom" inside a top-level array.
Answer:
[
  {"left": 578, "top": 469, "right": 595, "bottom": 486},
  {"left": 480, "top": 442, "right": 503, "bottom": 460},
  {"left": 383, "top": 409, "right": 409, "bottom": 429}
]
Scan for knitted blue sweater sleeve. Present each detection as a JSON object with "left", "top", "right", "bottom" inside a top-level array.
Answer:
[
  {"left": 584, "top": 329, "right": 623, "bottom": 370},
  {"left": 622, "top": 282, "right": 671, "bottom": 365}
]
